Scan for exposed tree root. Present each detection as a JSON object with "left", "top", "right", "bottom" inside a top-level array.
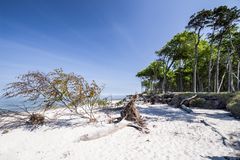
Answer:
[
  {"left": 199, "top": 119, "right": 228, "bottom": 146},
  {"left": 179, "top": 95, "right": 197, "bottom": 113},
  {"left": 120, "top": 95, "right": 147, "bottom": 127},
  {"left": 127, "top": 123, "right": 149, "bottom": 134},
  {"left": 76, "top": 95, "right": 149, "bottom": 142}
]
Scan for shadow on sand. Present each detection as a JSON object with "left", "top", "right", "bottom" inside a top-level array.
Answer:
[
  {"left": 197, "top": 112, "right": 236, "bottom": 121},
  {"left": 206, "top": 156, "right": 240, "bottom": 160},
  {"left": 137, "top": 105, "right": 196, "bottom": 123},
  {"left": 0, "top": 109, "right": 88, "bottom": 132}
]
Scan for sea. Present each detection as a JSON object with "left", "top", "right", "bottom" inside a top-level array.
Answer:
[{"left": 0, "top": 95, "right": 126, "bottom": 111}]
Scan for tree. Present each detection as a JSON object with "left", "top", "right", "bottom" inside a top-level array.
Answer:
[
  {"left": 211, "top": 6, "right": 240, "bottom": 92},
  {"left": 197, "top": 40, "right": 211, "bottom": 91},
  {"left": 205, "top": 9, "right": 217, "bottom": 92},
  {"left": 156, "top": 31, "right": 194, "bottom": 93},
  {"left": 221, "top": 29, "right": 240, "bottom": 92},
  {"left": 231, "top": 31, "right": 240, "bottom": 90},
  {"left": 136, "top": 61, "right": 164, "bottom": 93},
  {"left": 225, "top": 7, "right": 240, "bottom": 92},
  {"left": 136, "top": 5, "right": 240, "bottom": 94},
  {"left": 2, "top": 69, "right": 103, "bottom": 121},
  {"left": 186, "top": 9, "right": 212, "bottom": 92}
]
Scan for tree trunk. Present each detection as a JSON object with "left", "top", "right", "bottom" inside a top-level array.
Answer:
[
  {"left": 230, "top": 56, "right": 235, "bottom": 92},
  {"left": 193, "top": 29, "right": 201, "bottom": 93},
  {"left": 162, "top": 61, "right": 174, "bottom": 94},
  {"left": 197, "top": 73, "right": 204, "bottom": 92},
  {"left": 229, "top": 59, "right": 235, "bottom": 92},
  {"left": 208, "top": 29, "right": 215, "bottom": 92},
  {"left": 179, "top": 70, "right": 183, "bottom": 92},
  {"left": 214, "top": 72, "right": 217, "bottom": 92},
  {"left": 193, "top": 43, "right": 198, "bottom": 93},
  {"left": 208, "top": 43, "right": 213, "bottom": 92},
  {"left": 162, "top": 73, "right": 166, "bottom": 94},
  {"left": 227, "top": 48, "right": 231, "bottom": 92},
  {"left": 229, "top": 33, "right": 235, "bottom": 92},
  {"left": 150, "top": 80, "right": 153, "bottom": 93},
  {"left": 238, "top": 61, "right": 240, "bottom": 91},
  {"left": 216, "top": 38, "right": 222, "bottom": 93},
  {"left": 217, "top": 72, "right": 226, "bottom": 93}
]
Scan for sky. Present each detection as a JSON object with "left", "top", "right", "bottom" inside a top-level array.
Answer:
[{"left": 0, "top": 0, "right": 239, "bottom": 96}]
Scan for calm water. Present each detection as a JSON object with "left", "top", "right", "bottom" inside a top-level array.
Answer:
[
  {"left": 101, "top": 95, "right": 126, "bottom": 101},
  {"left": 0, "top": 95, "right": 126, "bottom": 111},
  {"left": 0, "top": 98, "right": 40, "bottom": 111}
]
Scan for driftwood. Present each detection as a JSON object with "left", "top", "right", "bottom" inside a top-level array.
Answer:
[
  {"left": 120, "top": 95, "right": 145, "bottom": 127},
  {"left": 76, "top": 95, "right": 149, "bottom": 141},
  {"left": 77, "top": 120, "right": 129, "bottom": 141},
  {"left": 76, "top": 120, "right": 148, "bottom": 142},
  {"left": 179, "top": 95, "right": 197, "bottom": 113},
  {"left": 180, "top": 94, "right": 197, "bottom": 106}
]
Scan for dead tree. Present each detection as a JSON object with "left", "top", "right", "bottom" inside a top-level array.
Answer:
[
  {"left": 120, "top": 95, "right": 145, "bottom": 127},
  {"left": 77, "top": 95, "right": 149, "bottom": 141}
]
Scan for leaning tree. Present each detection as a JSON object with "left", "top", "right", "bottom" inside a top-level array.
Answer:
[
  {"left": 155, "top": 31, "right": 195, "bottom": 93},
  {"left": 210, "top": 6, "right": 240, "bottom": 92},
  {"left": 2, "top": 69, "right": 103, "bottom": 122},
  {"left": 186, "top": 9, "right": 212, "bottom": 93}
]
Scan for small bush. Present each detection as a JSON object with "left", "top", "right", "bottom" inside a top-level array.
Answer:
[
  {"left": 227, "top": 92, "right": 240, "bottom": 118},
  {"left": 96, "top": 98, "right": 108, "bottom": 107},
  {"left": 115, "top": 100, "right": 123, "bottom": 106}
]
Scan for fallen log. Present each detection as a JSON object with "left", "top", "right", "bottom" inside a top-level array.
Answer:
[
  {"left": 180, "top": 94, "right": 197, "bottom": 106},
  {"left": 76, "top": 94, "right": 149, "bottom": 141},
  {"left": 76, "top": 120, "right": 129, "bottom": 142},
  {"left": 76, "top": 120, "right": 149, "bottom": 142},
  {"left": 179, "top": 94, "right": 197, "bottom": 114}
]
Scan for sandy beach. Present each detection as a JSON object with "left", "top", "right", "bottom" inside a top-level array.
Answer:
[
  {"left": 1, "top": 1, "right": 240, "bottom": 160},
  {"left": 0, "top": 104, "right": 239, "bottom": 160}
]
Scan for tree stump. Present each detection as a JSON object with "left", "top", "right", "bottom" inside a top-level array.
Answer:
[{"left": 120, "top": 95, "right": 145, "bottom": 127}]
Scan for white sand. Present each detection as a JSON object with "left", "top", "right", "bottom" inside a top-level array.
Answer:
[{"left": 0, "top": 104, "right": 239, "bottom": 160}]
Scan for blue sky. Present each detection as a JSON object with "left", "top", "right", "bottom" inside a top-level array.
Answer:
[{"left": 0, "top": 0, "right": 239, "bottom": 96}]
